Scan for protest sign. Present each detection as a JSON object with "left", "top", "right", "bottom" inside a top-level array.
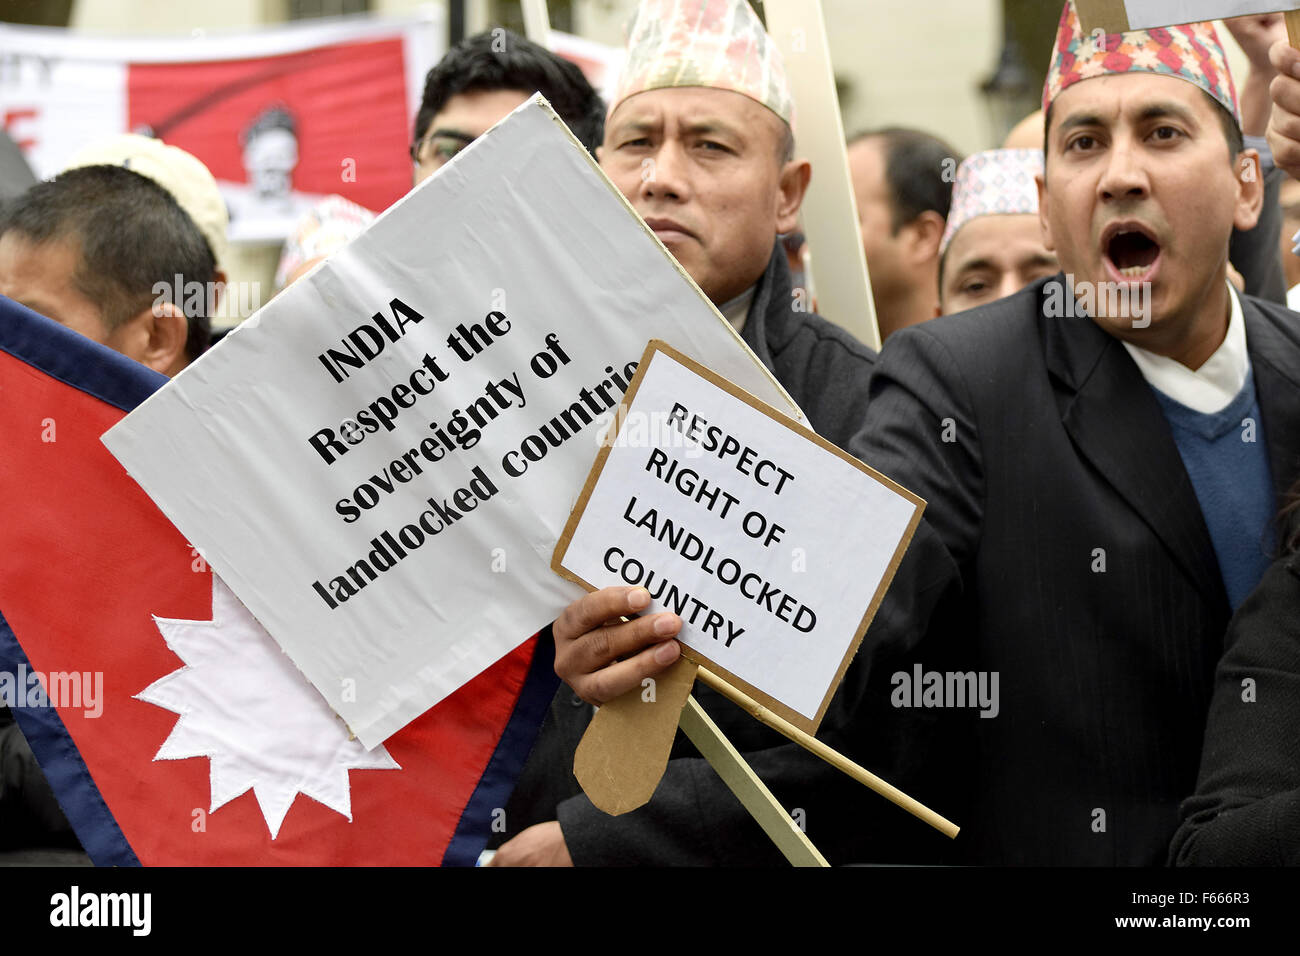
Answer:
[
  {"left": 103, "top": 96, "right": 799, "bottom": 749},
  {"left": 1074, "top": 0, "right": 1300, "bottom": 33},
  {"left": 553, "top": 341, "right": 924, "bottom": 734}
]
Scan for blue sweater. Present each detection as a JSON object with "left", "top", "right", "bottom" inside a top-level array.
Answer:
[{"left": 1151, "top": 370, "right": 1275, "bottom": 610}]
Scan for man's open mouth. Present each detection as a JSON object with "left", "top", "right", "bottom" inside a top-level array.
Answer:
[{"left": 1102, "top": 223, "right": 1161, "bottom": 280}]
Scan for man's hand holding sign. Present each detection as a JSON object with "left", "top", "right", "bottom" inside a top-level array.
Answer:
[
  {"left": 553, "top": 585, "right": 682, "bottom": 706},
  {"left": 1268, "top": 7, "right": 1300, "bottom": 174},
  {"left": 528, "top": 342, "right": 957, "bottom": 864}
]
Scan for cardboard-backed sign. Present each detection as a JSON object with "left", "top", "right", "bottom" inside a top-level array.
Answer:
[
  {"left": 1075, "top": 0, "right": 1300, "bottom": 33},
  {"left": 553, "top": 342, "right": 924, "bottom": 734},
  {"left": 103, "top": 96, "right": 800, "bottom": 749}
]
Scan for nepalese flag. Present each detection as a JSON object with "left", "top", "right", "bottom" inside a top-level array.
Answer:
[{"left": 0, "top": 296, "right": 557, "bottom": 865}]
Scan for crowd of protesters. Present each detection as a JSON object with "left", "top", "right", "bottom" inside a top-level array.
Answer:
[{"left": 4, "top": 0, "right": 1300, "bottom": 867}]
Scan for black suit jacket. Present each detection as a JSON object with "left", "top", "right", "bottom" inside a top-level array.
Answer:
[
  {"left": 556, "top": 276, "right": 1300, "bottom": 866},
  {"left": 1168, "top": 541, "right": 1300, "bottom": 866}
]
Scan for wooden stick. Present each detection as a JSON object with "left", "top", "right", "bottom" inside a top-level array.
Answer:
[
  {"left": 696, "top": 666, "right": 960, "bottom": 839},
  {"left": 678, "top": 696, "right": 829, "bottom": 866},
  {"left": 1287, "top": 10, "right": 1300, "bottom": 48}
]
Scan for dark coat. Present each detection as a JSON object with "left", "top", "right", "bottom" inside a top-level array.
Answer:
[
  {"left": 1231, "top": 161, "right": 1286, "bottom": 306},
  {"left": 1169, "top": 516, "right": 1300, "bottom": 866},
  {"left": 493, "top": 243, "right": 877, "bottom": 851},
  {"left": 555, "top": 276, "right": 1300, "bottom": 866},
  {"left": 0, "top": 708, "right": 79, "bottom": 853}
]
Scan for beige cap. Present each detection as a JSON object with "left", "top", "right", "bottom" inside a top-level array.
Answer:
[{"left": 63, "top": 133, "right": 229, "bottom": 273}]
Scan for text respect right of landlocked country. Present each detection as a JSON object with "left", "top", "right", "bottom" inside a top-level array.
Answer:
[{"left": 605, "top": 401, "right": 816, "bottom": 651}]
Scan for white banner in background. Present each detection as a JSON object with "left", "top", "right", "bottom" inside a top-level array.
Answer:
[{"left": 0, "top": 13, "right": 444, "bottom": 242}]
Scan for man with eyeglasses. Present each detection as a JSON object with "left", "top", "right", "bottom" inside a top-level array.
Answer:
[{"left": 408, "top": 29, "right": 605, "bottom": 183}]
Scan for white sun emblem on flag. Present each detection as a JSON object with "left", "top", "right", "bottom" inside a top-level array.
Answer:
[{"left": 137, "top": 575, "right": 399, "bottom": 839}]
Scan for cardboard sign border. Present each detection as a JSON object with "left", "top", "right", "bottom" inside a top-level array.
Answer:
[
  {"left": 552, "top": 339, "right": 926, "bottom": 735},
  {"left": 1074, "top": 0, "right": 1132, "bottom": 34}
]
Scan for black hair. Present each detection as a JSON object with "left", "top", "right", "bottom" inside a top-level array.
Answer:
[
  {"left": 850, "top": 127, "right": 963, "bottom": 233},
  {"left": 413, "top": 28, "right": 605, "bottom": 155},
  {"left": 0, "top": 164, "right": 216, "bottom": 360},
  {"left": 242, "top": 104, "right": 296, "bottom": 146},
  {"left": 1042, "top": 87, "right": 1243, "bottom": 173}
]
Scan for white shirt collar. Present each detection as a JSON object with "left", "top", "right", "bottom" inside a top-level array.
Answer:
[
  {"left": 1121, "top": 281, "right": 1249, "bottom": 414},
  {"left": 719, "top": 285, "right": 756, "bottom": 335}
]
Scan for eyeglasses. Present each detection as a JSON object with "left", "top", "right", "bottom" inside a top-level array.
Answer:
[{"left": 410, "top": 131, "right": 476, "bottom": 169}]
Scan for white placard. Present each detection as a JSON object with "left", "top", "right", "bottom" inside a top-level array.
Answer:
[
  {"left": 554, "top": 343, "right": 923, "bottom": 732},
  {"left": 103, "top": 97, "right": 799, "bottom": 749}
]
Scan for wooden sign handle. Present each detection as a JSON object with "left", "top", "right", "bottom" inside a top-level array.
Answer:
[
  {"left": 1287, "top": 10, "right": 1300, "bottom": 47},
  {"left": 573, "top": 658, "right": 698, "bottom": 815}
]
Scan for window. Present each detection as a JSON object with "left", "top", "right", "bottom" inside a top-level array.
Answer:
[
  {"left": 288, "top": 0, "right": 372, "bottom": 20},
  {"left": 487, "top": 0, "right": 574, "bottom": 34}
]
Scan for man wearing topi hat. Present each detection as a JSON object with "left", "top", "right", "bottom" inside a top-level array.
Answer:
[
  {"left": 937, "top": 148, "right": 1058, "bottom": 316},
  {"left": 592, "top": 0, "right": 873, "bottom": 433},
  {"left": 542, "top": 2, "right": 1300, "bottom": 865}
]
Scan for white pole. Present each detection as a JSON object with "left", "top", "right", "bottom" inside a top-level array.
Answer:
[
  {"left": 764, "top": 0, "right": 881, "bottom": 349},
  {"left": 521, "top": 0, "right": 553, "bottom": 49}
]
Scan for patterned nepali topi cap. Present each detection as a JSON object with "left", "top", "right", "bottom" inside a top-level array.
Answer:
[
  {"left": 940, "top": 148, "right": 1044, "bottom": 256},
  {"left": 610, "top": 0, "right": 793, "bottom": 124},
  {"left": 1043, "top": 1, "right": 1239, "bottom": 126}
]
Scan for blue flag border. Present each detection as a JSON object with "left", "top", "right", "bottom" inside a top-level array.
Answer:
[
  {"left": 0, "top": 296, "right": 164, "bottom": 866},
  {"left": 442, "top": 626, "right": 560, "bottom": 866}
]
